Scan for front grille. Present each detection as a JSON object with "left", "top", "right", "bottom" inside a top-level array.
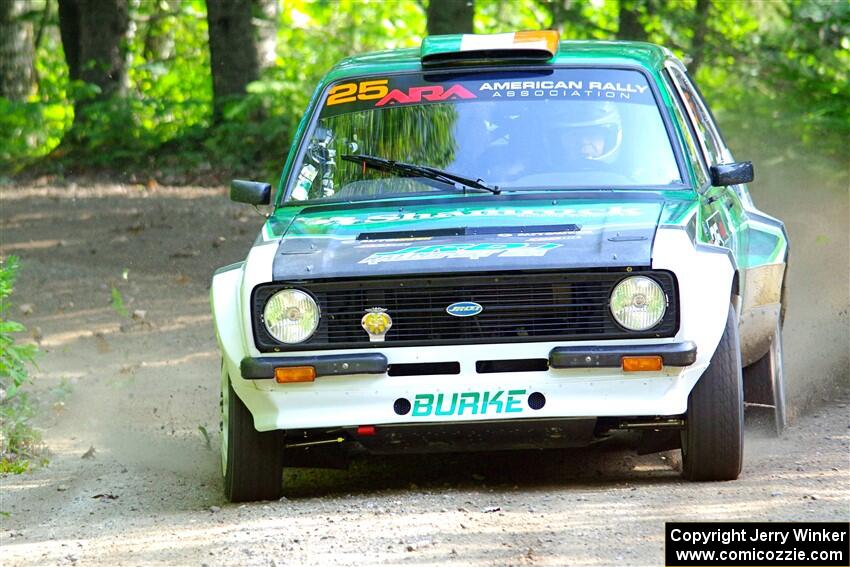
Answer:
[{"left": 252, "top": 270, "right": 678, "bottom": 352}]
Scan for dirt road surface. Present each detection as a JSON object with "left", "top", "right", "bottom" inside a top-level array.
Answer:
[{"left": 1, "top": 183, "right": 848, "bottom": 566}]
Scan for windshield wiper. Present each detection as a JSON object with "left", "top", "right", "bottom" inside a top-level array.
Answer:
[{"left": 341, "top": 154, "right": 501, "bottom": 195}]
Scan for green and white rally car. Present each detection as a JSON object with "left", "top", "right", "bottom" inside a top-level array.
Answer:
[{"left": 211, "top": 32, "right": 788, "bottom": 502}]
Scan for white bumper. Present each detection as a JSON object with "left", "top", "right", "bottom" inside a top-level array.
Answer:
[{"left": 212, "top": 229, "right": 734, "bottom": 432}]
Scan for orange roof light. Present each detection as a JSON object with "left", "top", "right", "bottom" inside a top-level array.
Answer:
[
  {"left": 512, "top": 30, "right": 560, "bottom": 55},
  {"left": 622, "top": 356, "right": 663, "bottom": 372},
  {"left": 274, "top": 366, "right": 316, "bottom": 383}
]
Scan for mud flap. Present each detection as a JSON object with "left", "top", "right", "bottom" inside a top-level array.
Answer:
[
  {"left": 636, "top": 429, "right": 681, "bottom": 455},
  {"left": 743, "top": 322, "right": 786, "bottom": 436},
  {"left": 284, "top": 445, "right": 352, "bottom": 470}
]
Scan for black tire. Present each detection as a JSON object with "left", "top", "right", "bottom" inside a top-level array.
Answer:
[
  {"left": 743, "top": 319, "right": 787, "bottom": 436},
  {"left": 681, "top": 305, "right": 744, "bottom": 481},
  {"left": 222, "top": 378, "right": 284, "bottom": 502}
]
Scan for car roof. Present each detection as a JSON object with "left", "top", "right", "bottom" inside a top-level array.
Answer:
[{"left": 325, "top": 40, "right": 676, "bottom": 83}]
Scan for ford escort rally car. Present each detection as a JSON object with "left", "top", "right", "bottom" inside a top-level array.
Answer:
[{"left": 211, "top": 32, "right": 789, "bottom": 502}]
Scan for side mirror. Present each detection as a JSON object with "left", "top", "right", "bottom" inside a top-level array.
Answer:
[
  {"left": 230, "top": 179, "right": 271, "bottom": 205},
  {"left": 710, "top": 161, "right": 753, "bottom": 186}
]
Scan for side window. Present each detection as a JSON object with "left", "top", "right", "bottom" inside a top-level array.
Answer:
[
  {"left": 664, "top": 71, "right": 709, "bottom": 188},
  {"left": 667, "top": 66, "right": 724, "bottom": 166}
]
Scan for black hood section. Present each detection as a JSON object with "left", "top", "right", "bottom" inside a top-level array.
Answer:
[{"left": 271, "top": 224, "right": 656, "bottom": 281}]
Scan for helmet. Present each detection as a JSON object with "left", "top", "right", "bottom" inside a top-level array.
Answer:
[{"left": 549, "top": 101, "right": 623, "bottom": 164}]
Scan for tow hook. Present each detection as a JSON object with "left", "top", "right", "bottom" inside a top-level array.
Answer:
[
  {"left": 617, "top": 418, "right": 685, "bottom": 430},
  {"left": 284, "top": 437, "right": 345, "bottom": 449}
]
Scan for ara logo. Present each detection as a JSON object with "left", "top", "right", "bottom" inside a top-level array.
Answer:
[
  {"left": 376, "top": 84, "right": 476, "bottom": 107},
  {"left": 446, "top": 301, "right": 483, "bottom": 317}
]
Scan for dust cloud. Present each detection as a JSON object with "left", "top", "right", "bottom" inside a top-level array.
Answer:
[{"left": 742, "top": 139, "right": 849, "bottom": 415}]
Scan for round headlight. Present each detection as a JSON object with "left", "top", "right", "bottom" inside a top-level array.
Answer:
[
  {"left": 610, "top": 276, "right": 667, "bottom": 331},
  {"left": 263, "top": 289, "right": 320, "bottom": 344}
]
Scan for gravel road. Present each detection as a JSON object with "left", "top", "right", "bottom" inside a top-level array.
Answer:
[{"left": 1, "top": 183, "right": 847, "bottom": 566}]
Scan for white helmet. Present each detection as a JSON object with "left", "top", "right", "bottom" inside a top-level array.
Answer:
[{"left": 551, "top": 101, "right": 623, "bottom": 163}]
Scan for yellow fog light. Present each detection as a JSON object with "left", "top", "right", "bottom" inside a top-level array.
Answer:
[{"left": 361, "top": 308, "right": 392, "bottom": 342}]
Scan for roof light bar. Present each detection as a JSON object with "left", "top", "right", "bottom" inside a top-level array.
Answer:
[{"left": 421, "top": 30, "right": 560, "bottom": 66}]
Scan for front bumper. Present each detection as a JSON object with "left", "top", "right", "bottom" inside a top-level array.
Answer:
[
  {"left": 225, "top": 339, "right": 709, "bottom": 431},
  {"left": 241, "top": 353, "right": 389, "bottom": 379},
  {"left": 240, "top": 341, "right": 697, "bottom": 379}
]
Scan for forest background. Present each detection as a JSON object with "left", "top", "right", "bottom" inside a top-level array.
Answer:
[{"left": 0, "top": 0, "right": 847, "bottom": 184}]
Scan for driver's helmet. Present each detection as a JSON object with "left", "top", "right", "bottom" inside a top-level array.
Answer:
[{"left": 549, "top": 101, "right": 623, "bottom": 164}]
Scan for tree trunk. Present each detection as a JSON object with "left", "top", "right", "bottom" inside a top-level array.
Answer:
[
  {"left": 254, "top": 0, "right": 277, "bottom": 71},
  {"left": 689, "top": 0, "right": 711, "bottom": 75},
  {"left": 546, "top": 0, "right": 566, "bottom": 32},
  {"left": 0, "top": 0, "right": 35, "bottom": 101},
  {"left": 58, "top": 0, "right": 128, "bottom": 99},
  {"left": 206, "top": 0, "right": 259, "bottom": 120},
  {"left": 141, "top": 1, "right": 169, "bottom": 63},
  {"left": 427, "top": 0, "right": 474, "bottom": 36},
  {"left": 617, "top": 0, "right": 647, "bottom": 41},
  {"left": 58, "top": 0, "right": 81, "bottom": 81}
]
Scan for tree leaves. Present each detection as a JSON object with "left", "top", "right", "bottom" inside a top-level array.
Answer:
[
  {"left": 0, "top": 0, "right": 847, "bottom": 177},
  {"left": 0, "top": 256, "right": 37, "bottom": 399}
]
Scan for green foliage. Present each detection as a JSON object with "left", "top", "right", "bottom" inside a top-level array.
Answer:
[
  {"left": 689, "top": 0, "right": 849, "bottom": 165},
  {"left": 0, "top": 392, "right": 38, "bottom": 471},
  {"left": 0, "top": 0, "right": 846, "bottom": 179},
  {"left": 0, "top": 457, "right": 31, "bottom": 474},
  {"left": 0, "top": 257, "right": 37, "bottom": 399},
  {"left": 0, "top": 257, "right": 40, "bottom": 470},
  {"left": 198, "top": 425, "right": 212, "bottom": 450},
  {"left": 475, "top": 0, "right": 552, "bottom": 32},
  {"left": 64, "top": 0, "right": 213, "bottom": 164},
  {"left": 0, "top": 98, "right": 72, "bottom": 173},
  {"left": 110, "top": 286, "right": 129, "bottom": 318},
  {"left": 0, "top": 0, "right": 72, "bottom": 174}
]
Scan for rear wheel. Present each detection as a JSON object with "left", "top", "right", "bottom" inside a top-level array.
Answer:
[
  {"left": 681, "top": 305, "right": 744, "bottom": 481},
  {"left": 221, "top": 363, "right": 284, "bottom": 502},
  {"left": 743, "top": 319, "right": 787, "bottom": 436}
]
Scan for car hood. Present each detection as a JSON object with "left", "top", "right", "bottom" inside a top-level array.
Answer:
[{"left": 269, "top": 197, "right": 666, "bottom": 281}]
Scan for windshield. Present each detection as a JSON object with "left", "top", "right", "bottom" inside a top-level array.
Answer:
[{"left": 286, "top": 68, "right": 682, "bottom": 203}]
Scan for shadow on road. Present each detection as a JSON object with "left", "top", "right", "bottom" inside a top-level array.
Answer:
[{"left": 283, "top": 437, "right": 679, "bottom": 499}]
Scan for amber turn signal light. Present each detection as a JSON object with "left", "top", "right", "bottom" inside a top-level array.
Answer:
[
  {"left": 274, "top": 366, "right": 316, "bottom": 383},
  {"left": 621, "top": 356, "right": 663, "bottom": 372}
]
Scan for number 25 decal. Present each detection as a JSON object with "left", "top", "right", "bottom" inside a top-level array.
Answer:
[{"left": 327, "top": 79, "right": 389, "bottom": 106}]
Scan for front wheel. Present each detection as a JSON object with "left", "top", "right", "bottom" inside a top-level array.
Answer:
[
  {"left": 221, "top": 364, "right": 284, "bottom": 502},
  {"left": 681, "top": 305, "right": 744, "bottom": 481}
]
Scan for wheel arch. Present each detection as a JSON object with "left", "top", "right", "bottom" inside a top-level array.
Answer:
[
  {"left": 211, "top": 262, "right": 248, "bottom": 374},
  {"left": 652, "top": 227, "right": 738, "bottom": 416},
  {"left": 739, "top": 261, "right": 786, "bottom": 367},
  {"left": 737, "top": 210, "right": 789, "bottom": 366}
]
